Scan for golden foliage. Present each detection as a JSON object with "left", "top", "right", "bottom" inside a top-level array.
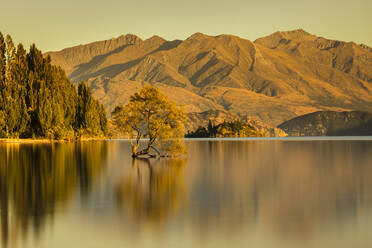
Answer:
[
  {"left": 112, "top": 85, "right": 187, "bottom": 157},
  {"left": 215, "top": 120, "right": 266, "bottom": 137}
]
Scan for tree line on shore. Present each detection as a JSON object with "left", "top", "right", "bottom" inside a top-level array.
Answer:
[
  {"left": 0, "top": 32, "right": 107, "bottom": 139},
  {"left": 0, "top": 32, "right": 266, "bottom": 144},
  {"left": 186, "top": 120, "right": 265, "bottom": 138}
]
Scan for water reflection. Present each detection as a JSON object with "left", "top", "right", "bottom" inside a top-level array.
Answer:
[
  {"left": 186, "top": 140, "right": 372, "bottom": 242},
  {"left": 1, "top": 140, "right": 372, "bottom": 247},
  {"left": 115, "top": 158, "right": 187, "bottom": 227},
  {"left": 0, "top": 142, "right": 108, "bottom": 248}
]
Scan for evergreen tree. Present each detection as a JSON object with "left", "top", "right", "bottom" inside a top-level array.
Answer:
[
  {"left": 0, "top": 111, "right": 5, "bottom": 136},
  {"left": 5, "top": 35, "right": 15, "bottom": 81},
  {"left": 77, "top": 81, "right": 107, "bottom": 137},
  {"left": 27, "top": 45, "right": 77, "bottom": 138},
  {"left": 207, "top": 119, "right": 216, "bottom": 137},
  {"left": 0, "top": 32, "right": 5, "bottom": 110},
  {"left": 0, "top": 32, "right": 107, "bottom": 139},
  {"left": 0, "top": 33, "right": 6, "bottom": 137},
  {"left": 3, "top": 36, "right": 19, "bottom": 137},
  {"left": 35, "top": 82, "right": 53, "bottom": 137},
  {"left": 98, "top": 102, "right": 108, "bottom": 135},
  {"left": 27, "top": 43, "right": 47, "bottom": 136},
  {"left": 10, "top": 44, "right": 30, "bottom": 137}
]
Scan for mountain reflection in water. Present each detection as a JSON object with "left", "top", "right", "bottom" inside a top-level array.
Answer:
[{"left": 0, "top": 139, "right": 372, "bottom": 248}]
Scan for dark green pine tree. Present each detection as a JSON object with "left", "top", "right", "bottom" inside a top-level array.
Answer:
[
  {"left": 26, "top": 44, "right": 77, "bottom": 138},
  {"left": 0, "top": 32, "right": 5, "bottom": 104},
  {"left": 0, "top": 33, "right": 6, "bottom": 136},
  {"left": 27, "top": 44, "right": 47, "bottom": 137},
  {"left": 0, "top": 32, "right": 108, "bottom": 139},
  {"left": 207, "top": 119, "right": 216, "bottom": 137},
  {"left": 27, "top": 42, "right": 49, "bottom": 137},
  {"left": 98, "top": 102, "right": 108, "bottom": 135},
  {"left": 9, "top": 44, "right": 30, "bottom": 137},
  {"left": 50, "top": 66, "right": 78, "bottom": 138},
  {"left": 35, "top": 81, "right": 53, "bottom": 137},
  {"left": 77, "top": 81, "right": 107, "bottom": 137},
  {"left": 3, "top": 35, "right": 21, "bottom": 138}
]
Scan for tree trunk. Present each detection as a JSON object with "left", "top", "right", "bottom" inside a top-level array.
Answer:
[{"left": 131, "top": 143, "right": 139, "bottom": 158}]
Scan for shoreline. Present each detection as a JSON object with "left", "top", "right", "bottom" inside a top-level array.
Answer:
[
  {"left": 0, "top": 137, "right": 107, "bottom": 144},
  {"left": 2, "top": 136, "right": 372, "bottom": 144}
]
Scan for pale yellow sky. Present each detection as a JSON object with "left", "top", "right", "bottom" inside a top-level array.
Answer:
[{"left": 0, "top": 0, "right": 371, "bottom": 52}]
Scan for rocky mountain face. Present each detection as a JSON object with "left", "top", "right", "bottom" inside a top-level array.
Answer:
[
  {"left": 278, "top": 111, "right": 372, "bottom": 136},
  {"left": 46, "top": 29, "right": 372, "bottom": 132}
]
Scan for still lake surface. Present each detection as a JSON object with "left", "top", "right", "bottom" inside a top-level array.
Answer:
[{"left": 1, "top": 138, "right": 372, "bottom": 248}]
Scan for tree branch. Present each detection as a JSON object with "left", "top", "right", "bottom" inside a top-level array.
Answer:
[{"left": 150, "top": 145, "right": 161, "bottom": 156}]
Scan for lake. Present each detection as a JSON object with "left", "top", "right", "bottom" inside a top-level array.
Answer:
[{"left": 1, "top": 138, "right": 372, "bottom": 248}]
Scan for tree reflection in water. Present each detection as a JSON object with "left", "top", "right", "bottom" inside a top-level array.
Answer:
[
  {"left": 0, "top": 142, "right": 108, "bottom": 247},
  {"left": 1, "top": 140, "right": 372, "bottom": 247},
  {"left": 115, "top": 157, "right": 187, "bottom": 227}
]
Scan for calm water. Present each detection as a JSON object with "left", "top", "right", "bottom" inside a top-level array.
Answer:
[{"left": 1, "top": 139, "right": 372, "bottom": 248}]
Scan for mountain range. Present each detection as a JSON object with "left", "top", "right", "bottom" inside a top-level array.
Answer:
[{"left": 46, "top": 29, "right": 372, "bottom": 131}]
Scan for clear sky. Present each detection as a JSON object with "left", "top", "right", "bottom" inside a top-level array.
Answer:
[{"left": 0, "top": 0, "right": 371, "bottom": 52}]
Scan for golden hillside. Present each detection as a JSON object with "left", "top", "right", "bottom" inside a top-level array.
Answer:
[{"left": 46, "top": 29, "right": 372, "bottom": 127}]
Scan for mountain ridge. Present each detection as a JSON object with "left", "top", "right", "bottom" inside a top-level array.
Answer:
[{"left": 45, "top": 29, "right": 372, "bottom": 130}]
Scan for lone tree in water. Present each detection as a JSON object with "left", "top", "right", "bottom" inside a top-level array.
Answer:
[{"left": 112, "top": 85, "right": 187, "bottom": 158}]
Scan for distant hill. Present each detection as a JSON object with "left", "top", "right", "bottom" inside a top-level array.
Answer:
[
  {"left": 187, "top": 110, "right": 287, "bottom": 137},
  {"left": 46, "top": 29, "right": 372, "bottom": 129},
  {"left": 278, "top": 111, "right": 372, "bottom": 136}
]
